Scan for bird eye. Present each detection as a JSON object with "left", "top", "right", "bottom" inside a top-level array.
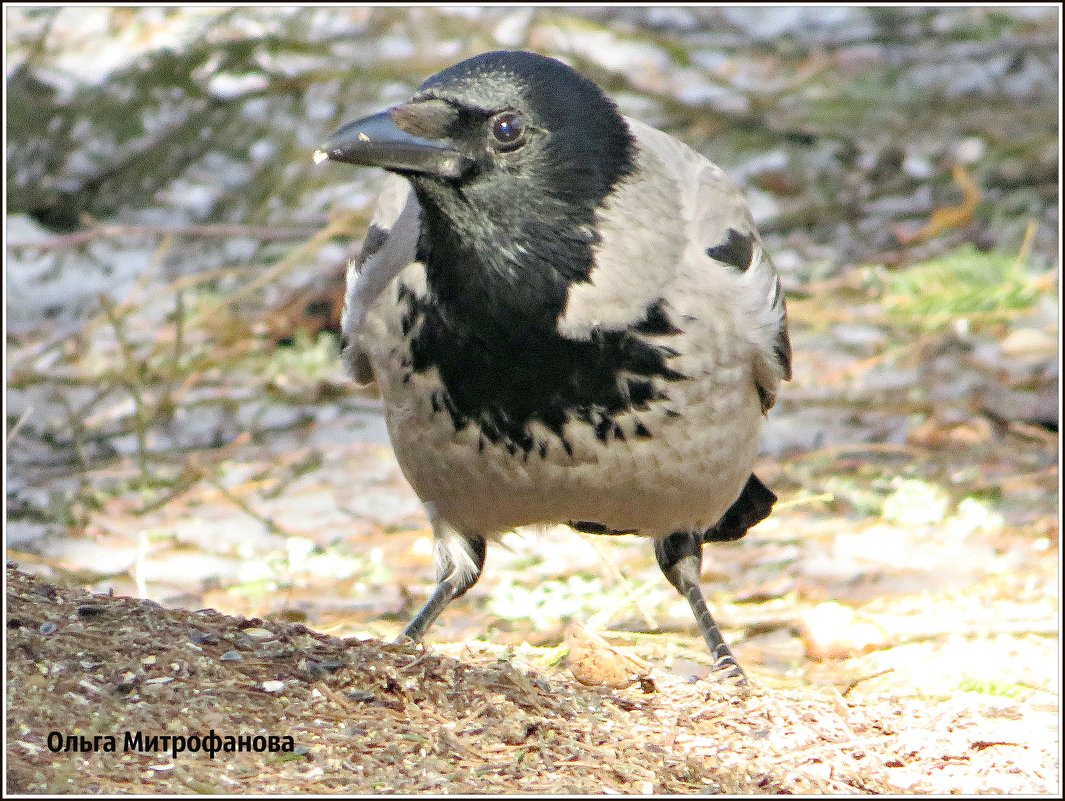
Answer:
[{"left": 489, "top": 111, "right": 525, "bottom": 151}]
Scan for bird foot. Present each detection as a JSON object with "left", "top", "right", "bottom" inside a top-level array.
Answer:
[{"left": 710, "top": 651, "right": 749, "bottom": 689}]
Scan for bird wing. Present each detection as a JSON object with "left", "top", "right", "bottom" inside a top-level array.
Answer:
[
  {"left": 558, "top": 116, "right": 791, "bottom": 411},
  {"left": 340, "top": 173, "right": 421, "bottom": 385}
]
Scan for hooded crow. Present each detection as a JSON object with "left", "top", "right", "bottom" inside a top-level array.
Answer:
[{"left": 315, "top": 50, "right": 791, "bottom": 681}]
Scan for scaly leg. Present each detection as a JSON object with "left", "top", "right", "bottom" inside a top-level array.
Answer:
[
  {"left": 400, "top": 511, "right": 486, "bottom": 642},
  {"left": 654, "top": 530, "right": 747, "bottom": 683}
]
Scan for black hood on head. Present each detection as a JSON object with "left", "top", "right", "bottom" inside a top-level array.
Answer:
[
  {"left": 320, "top": 51, "right": 636, "bottom": 264},
  {"left": 396, "top": 51, "right": 636, "bottom": 309},
  {"left": 413, "top": 50, "right": 635, "bottom": 206}
]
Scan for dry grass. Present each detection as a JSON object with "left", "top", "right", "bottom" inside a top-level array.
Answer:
[{"left": 7, "top": 567, "right": 1058, "bottom": 794}]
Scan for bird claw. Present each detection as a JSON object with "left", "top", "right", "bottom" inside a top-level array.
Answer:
[{"left": 710, "top": 648, "right": 749, "bottom": 687}]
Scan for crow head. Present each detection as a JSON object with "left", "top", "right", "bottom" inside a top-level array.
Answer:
[{"left": 317, "top": 51, "right": 635, "bottom": 283}]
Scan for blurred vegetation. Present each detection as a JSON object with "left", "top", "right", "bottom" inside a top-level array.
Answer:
[{"left": 883, "top": 245, "right": 1043, "bottom": 332}]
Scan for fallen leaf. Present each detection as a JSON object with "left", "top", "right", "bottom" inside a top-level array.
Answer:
[{"left": 565, "top": 623, "right": 652, "bottom": 689}]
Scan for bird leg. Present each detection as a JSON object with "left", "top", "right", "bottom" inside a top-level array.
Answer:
[
  {"left": 654, "top": 530, "right": 747, "bottom": 683},
  {"left": 400, "top": 519, "right": 486, "bottom": 643}
]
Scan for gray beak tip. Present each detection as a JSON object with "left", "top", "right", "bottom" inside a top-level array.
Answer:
[{"left": 316, "top": 107, "right": 469, "bottom": 178}]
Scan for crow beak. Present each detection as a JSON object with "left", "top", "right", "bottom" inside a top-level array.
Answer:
[{"left": 314, "top": 103, "right": 471, "bottom": 179}]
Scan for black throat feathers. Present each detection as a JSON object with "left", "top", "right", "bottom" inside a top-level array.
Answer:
[{"left": 399, "top": 197, "right": 687, "bottom": 459}]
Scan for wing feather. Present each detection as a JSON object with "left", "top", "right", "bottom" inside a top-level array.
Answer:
[
  {"left": 341, "top": 174, "right": 421, "bottom": 385},
  {"left": 627, "top": 118, "right": 791, "bottom": 412}
]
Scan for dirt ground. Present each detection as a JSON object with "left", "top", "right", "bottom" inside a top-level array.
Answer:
[{"left": 6, "top": 563, "right": 1058, "bottom": 794}]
